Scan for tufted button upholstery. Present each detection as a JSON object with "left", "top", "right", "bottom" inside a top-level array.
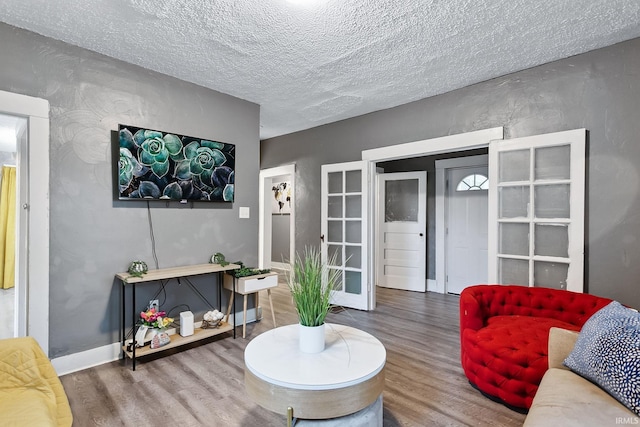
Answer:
[{"left": 460, "top": 285, "right": 612, "bottom": 410}]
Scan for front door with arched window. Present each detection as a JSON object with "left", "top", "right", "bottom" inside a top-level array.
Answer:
[{"left": 446, "top": 165, "right": 489, "bottom": 294}]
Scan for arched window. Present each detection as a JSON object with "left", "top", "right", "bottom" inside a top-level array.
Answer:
[{"left": 456, "top": 174, "right": 489, "bottom": 191}]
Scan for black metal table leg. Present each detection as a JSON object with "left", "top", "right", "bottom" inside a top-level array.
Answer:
[
  {"left": 132, "top": 284, "right": 136, "bottom": 371},
  {"left": 217, "top": 272, "right": 222, "bottom": 312},
  {"left": 121, "top": 281, "right": 125, "bottom": 361}
]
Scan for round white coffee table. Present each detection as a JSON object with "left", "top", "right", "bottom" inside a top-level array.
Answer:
[{"left": 244, "top": 323, "right": 386, "bottom": 424}]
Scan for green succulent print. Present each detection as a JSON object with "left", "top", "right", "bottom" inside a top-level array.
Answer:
[{"left": 117, "top": 125, "right": 235, "bottom": 202}]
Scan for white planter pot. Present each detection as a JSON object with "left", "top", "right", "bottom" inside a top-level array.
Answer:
[{"left": 299, "top": 323, "right": 325, "bottom": 353}]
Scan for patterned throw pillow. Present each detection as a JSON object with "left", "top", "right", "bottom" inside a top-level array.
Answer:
[{"left": 564, "top": 301, "right": 640, "bottom": 416}]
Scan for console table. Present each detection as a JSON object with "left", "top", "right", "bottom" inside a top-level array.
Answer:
[
  {"left": 244, "top": 323, "right": 386, "bottom": 425},
  {"left": 116, "top": 263, "right": 240, "bottom": 370}
]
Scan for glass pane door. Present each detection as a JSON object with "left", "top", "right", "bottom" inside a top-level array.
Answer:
[
  {"left": 321, "top": 161, "right": 369, "bottom": 310},
  {"left": 488, "top": 129, "right": 585, "bottom": 292}
]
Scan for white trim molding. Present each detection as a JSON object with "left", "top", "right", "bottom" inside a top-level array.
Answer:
[
  {"left": 52, "top": 343, "right": 122, "bottom": 376},
  {"left": 362, "top": 127, "right": 503, "bottom": 162},
  {"left": 270, "top": 261, "right": 291, "bottom": 271}
]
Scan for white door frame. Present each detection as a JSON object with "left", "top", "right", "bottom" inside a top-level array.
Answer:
[
  {"left": 435, "top": 155, "right": 489, "bottom": 294},
  {"left": 258, "top": 164, "right": 295, "bottom": 270},
  {"left": 362, "top": 128, "right": 504, "bottom": 297},
  {"left": 0, "top": 90, "right": 50, "bottom": 354}
]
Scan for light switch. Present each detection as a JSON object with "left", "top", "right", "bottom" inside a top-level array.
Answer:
[{"left": 239, "top": 207, "right": 250, "bottom": 218}]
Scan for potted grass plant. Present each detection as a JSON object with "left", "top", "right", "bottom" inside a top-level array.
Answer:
[{"left": 285, "top": 246, "right": 340, "bottom": 353}]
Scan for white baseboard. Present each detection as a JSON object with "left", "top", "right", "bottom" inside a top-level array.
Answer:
[
  {"left": 52, "top": 308, "right": 261, "bottom": 376},
  {"left": 226, "top": 307, "right": 259, "bottom": 326},
  {"left": 52, "top": 342, "right": 121, "bottom": 376},
  {"left": 427, "top": 279, "right": 440, "bottom": 293},
  {"left": 270, "top": 261, "right": 290, "bottom": 271}
]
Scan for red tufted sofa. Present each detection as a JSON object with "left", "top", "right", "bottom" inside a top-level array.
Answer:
[{"left": 459, "top": 284, "right": 612, "bottom": 411}]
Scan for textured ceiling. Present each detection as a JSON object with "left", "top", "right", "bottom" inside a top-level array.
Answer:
[{"left": 1, "top": 0, "right": 639, "bottom": 139}]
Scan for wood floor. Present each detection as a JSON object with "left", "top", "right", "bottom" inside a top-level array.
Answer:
[{"left": 60, "top": 284, "right": 526, "bottom": 427}]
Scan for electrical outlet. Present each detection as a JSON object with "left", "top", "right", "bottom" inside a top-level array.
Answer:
[{"left": 149, "top": 299, "right": 159, "bottom": 311}]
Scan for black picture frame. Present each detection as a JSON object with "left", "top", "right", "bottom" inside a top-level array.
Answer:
[{"left": 117, "top": 124, "right": 235, "bottom": 202}]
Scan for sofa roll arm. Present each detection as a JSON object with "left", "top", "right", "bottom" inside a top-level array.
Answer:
[
  {"left": 547, "top": 327, "right": 579, "bottom": 370},
  {"left": 459, "top": 287, "right": 486, "bottom": 332}
]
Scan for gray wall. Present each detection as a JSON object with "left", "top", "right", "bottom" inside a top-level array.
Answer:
[
  {"left": 0, "top": 23, "right": 260, "bottom": 358},
  {"left": 261, "top": 37, "right": 640, "bottom": 309},
  {"left": 272, "top": 214, "right": 290, "bottom": 263}
]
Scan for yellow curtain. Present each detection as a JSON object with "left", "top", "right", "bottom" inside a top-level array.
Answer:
[{"left": 0, "top": 166, "right": 16, "bottom": 289}]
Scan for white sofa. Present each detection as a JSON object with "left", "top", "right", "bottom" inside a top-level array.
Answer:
[{"left": 524, "top": 327, "right": 637, "bottom": 426}]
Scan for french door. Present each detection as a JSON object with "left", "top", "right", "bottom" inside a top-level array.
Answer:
[
  {"left": 319, "top": 128, "right": 584, "bottom": 308},
  {"left": 321, "top": 161, "right": 369, "bottom": 310},
  {"left": 488, "top": 129, "right": 585, "bottom": 292}
]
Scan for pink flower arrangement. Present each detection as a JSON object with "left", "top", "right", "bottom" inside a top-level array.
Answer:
[{"left": 140, "top": 308, "right": 173, "bottom": 329}]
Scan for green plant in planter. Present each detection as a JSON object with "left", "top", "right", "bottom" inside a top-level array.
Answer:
[
  {"left": 285, "top": 246, "right": 340, "bottom": 327},
  {"left": 232, "top": 266, "right": 271, "bottom": 278},
  {"left": 227, "top": 261, "right": 270, "bottom": 278}
]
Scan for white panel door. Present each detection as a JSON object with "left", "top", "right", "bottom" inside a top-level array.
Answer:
[
  {"left": 446, "top": 166, "right": 489, "bottom": 294},
  {"left": 488, "top": 129, "right": 585, "bottom": 292},
  {"left": 321, "top": 161, "right": 369, "bottom": 310},
  {"left": 376, "top": 172, "right": 427, "bottom": 292}
]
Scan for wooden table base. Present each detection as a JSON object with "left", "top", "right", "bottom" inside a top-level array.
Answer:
[{"left": 245, "top": 366, "right": 385, "bottom": 419}]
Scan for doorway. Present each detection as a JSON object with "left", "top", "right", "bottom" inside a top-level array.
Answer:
[
  {"left": 364, "top": 127, "right": 504, "bottom": 299},
  {"left": 0, "top": 113, "right": 23, "bottom": 339},
  {"left": 0, "top": 90, "right": 50, "bottom": 353},
  {"left": 371, "top": 148, "right": 493, "bottom": 299},
  {"left": 258, "top": 164, "right": 295, "bottom": 270}
]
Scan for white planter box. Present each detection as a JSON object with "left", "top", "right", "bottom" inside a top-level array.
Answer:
[{"left": 224, "top": 272, "right": 278, "bottom": 294}]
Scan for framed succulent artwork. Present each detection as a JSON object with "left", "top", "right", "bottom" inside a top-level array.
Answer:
[{"left": 117, "top": 124, "right": 235, "bottom": 202}]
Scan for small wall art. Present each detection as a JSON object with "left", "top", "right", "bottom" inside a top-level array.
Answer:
[{"left": 272, "top": 181, "right": 292, "bottom": 214}]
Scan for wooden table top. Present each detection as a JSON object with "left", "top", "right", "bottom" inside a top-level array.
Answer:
[
  {"left": 244, "top": 323, "right": 386, "bottom": 390},
  {"left": 116, "top": 263, "right": 241, "bottom": 284}
]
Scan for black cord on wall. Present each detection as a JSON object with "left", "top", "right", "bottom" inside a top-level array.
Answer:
[{"left": 147, "top": 201, "right": 160, "bottom": 270}]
